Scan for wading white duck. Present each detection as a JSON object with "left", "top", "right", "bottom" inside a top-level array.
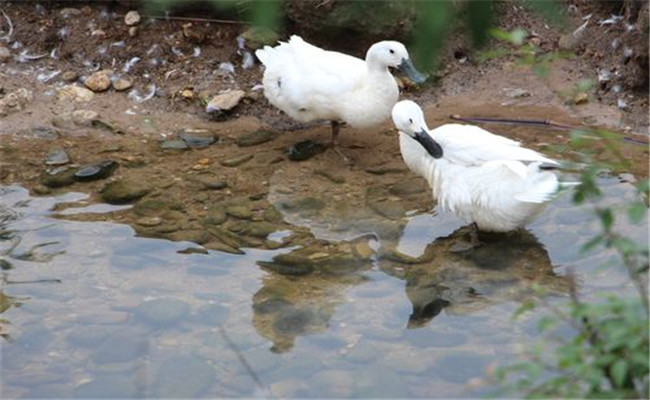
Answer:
[
  {"left": 391, "top": 100, "right": 576, "bottom": 245},
  {"left": 256, "top": 35, "right": 425, "bottom": 146}
]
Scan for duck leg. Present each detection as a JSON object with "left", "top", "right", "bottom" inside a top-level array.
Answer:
[
  {"left": 331, "top": 120, "right": 341, "bottom": 146},
  {"left": 450, "top": 223, "right": 483, "bottom": 252},
  {"left": 330, "top": 120, "right": 353, "bottom": 165},
  {"left": 469, "top": 222, "right": 483, "bottom": 248}
]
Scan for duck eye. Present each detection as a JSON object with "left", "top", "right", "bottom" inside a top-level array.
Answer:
[
  {"left": 408, "top": 118, "right": 413, "bottom": 124},
  {"left": 389, "top": 49, "right": 395, "bottom": 54}
]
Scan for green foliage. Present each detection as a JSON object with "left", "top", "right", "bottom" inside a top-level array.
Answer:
[
  {"left": 495, "top": 125, "right": 649, "bottom": 399},
  {"left": 412, "top": 0, "right": 456, "bottom": 71}
]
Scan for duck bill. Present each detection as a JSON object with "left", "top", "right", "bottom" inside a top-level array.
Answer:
[
  {"left": 415, "top": 129, "right": 443, "bottom": 159},
  {"left": 398, "top": 58, "right": 427, "bottom": 84}
]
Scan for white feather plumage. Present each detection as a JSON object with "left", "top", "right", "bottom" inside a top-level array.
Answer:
[
  {"left": 256, "top": 35, "right": 413, "bottom": 132},
  {"left": 393, "top": 100, "right": 574, "bottom": 232}
]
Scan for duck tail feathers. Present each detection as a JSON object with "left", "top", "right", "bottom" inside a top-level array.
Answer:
[{"left": 514, "top": 164, "right": 560, "bottom": 203}]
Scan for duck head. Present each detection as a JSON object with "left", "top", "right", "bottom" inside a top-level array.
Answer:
[
  {"left": 392, "top": 100, "right": 443, "bottom": 158},
  {"left": 366, "top": 41, "right": 427, "bottom": 84}
]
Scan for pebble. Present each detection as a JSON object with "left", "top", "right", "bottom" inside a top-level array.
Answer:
[
  {"left": 0, "top": 46, "right": 10, "bottom": 62},
  {"left": 41, "top": 166, "right": 77, "bottom": 188},
  {"left": 220, "top": 154, "right": 253, "bottom": 167},
  {"left": 101, "top": 178, "right": 152, "bottom": 204},
  {"left": 91, "top": 119, "right": 123, "bottom": 134},
  {"left": 0, "top": 88, "right": 33, "bottom": 116},
  {"left": 574, "top": 92, "right": 589, "bottom": 104},
  {"left": 74, "top": 160, "right": 119, "bottom": 182},
  {"left": 112, "top": 77, "right": 133, "bottom": 91},
  {"left": 51, "top": 113, "right": 76, "bottom": 130},
  {"left": 32, "top": 185, "right": 52, "bottom": 195},
  {"left": 28, "top": 126, "right": 59, "bottom": 140},
  {"left": 205, "top": 90, "right": 246, "bottom": 113},
  {"left": 179, "top": 128, "right": 218, "bottom": 148},
  {"left": 44, "top": 149, "right": 70, "bottom": 166},
  {"left": 60, "top": 8, "right": 82, "bottom": 18},
  {"left": 57, "top": 85, "right": 94, "bottom": 102},
  {"left": 182, "top": 23, "right": 205, "bottom": 43},
  {"left": 287, "top": 140, "right": 326, "bottom": 161},
  {"left": 128, "top": 27, "right": 138, "bottom": 37},
  {"left": 504, "top": 88, "right": 531, "bottom": 98},
  {"left": 61, "top": 70, "right": 78, "bottom": 82},
  {"left": 84, "top": 71, "right": 111, "bottom": 92},
  {"left": 71, "top": 109, "right": 99, "bottom": 126},
  {"left": 161, "top": 140, "right": 189, "bottom": 151},
  {"left": 225, "top": 204, "right": 252, "bottom": 219},
  {"left": 124, "top": 10, "right": 141, "bottom": 26},
  {"left": 200, "top": 180, "right": 228, "bottom": 190},
  {"left": 136, "top": 217, "right": 163, "bottom": 227},
  {"left": 235, "top": 130, "right": 277, "bottom": 147}
]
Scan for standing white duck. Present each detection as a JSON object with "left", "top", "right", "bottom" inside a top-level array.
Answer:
[
  {"left": 391, "top": 100, "right": 575, "bottom": 245},
  {"left": 255, "top": 35, "right": 425, "bottom": 146}
]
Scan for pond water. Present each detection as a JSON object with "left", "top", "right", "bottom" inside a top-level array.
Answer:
[{"left": 1, "top": 175, "right": 647, "bottom": 398}]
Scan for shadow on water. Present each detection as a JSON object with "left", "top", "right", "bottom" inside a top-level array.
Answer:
[{"left": 384, "top": 227, "right": 570, "bottom": 328}]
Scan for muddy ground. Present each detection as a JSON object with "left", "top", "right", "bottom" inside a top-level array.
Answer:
[{"left": 0, "top": 1, "right": 648, "bottom": 254}]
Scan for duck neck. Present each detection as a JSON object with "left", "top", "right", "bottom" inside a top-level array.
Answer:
[{"left": 365, "top": 53, "right": 391, "bottom": 76}]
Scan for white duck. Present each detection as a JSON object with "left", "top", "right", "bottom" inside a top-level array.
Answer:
[
  {"left": 256, "top": 35, "right": 425, "bottom": 146},
  {"left": 391, "top": 100, "right": 575, "bottom": 244}
]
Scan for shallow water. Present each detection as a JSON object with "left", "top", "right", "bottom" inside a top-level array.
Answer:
[{"left": 1, "top": 176, "right": 647, "bottom": 398}]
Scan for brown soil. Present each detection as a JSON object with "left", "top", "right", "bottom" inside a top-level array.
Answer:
[{"left": 0, "top": 1, "right": 648, "bottom": 250}]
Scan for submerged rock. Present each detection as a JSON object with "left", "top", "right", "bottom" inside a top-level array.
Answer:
[
  {"left": 161, "top": 140, "right": 189, "bottom": 151},
  {"left": 74, "top": 160, "right": 119, "bottom": 182},
  {"left": 287, "top": 140, "right": 327, "bottom": 161},
  {"left": 41, "top": 166, "right": 77, "bottom": 188},
  {"left": 44, "top": 149, "right": 70, "bottom": 166},
  {"left": 220, "top": 154, "right": 253, "bottom": 167},
  {"left": 179, "top": 128, "right": 218, "bottom": 148},
  {"left": 101, "top": 178, "right": 152, "bottom": 204},
  {"left": 235, "top": 130, "right": 278, "bottom": 147},
  {"left": 225, "top": 204, "right": 252, "bottom": 219},
  {"left": 91, "top": 119, "right": 124, "bottom": 134}
]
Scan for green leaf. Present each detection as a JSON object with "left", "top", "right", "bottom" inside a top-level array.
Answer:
[
  {"left": 627, "top": 203, "right": 647, "bottom": 223},
  {"left": 413, "top": 0, "right": 456, "bottom": 71},
  {"left": 581, "top": 234, "right": 604, "bottom": 252},
  {"left": 466, "top": 1, "right": 494, "bottom": 48},
  {"left": 513, "top": 299, "right": 536, "bottom": 319},
  {"left": 610, "top": 359, "right": 628, "bottom": 387},
  {"left": 597, "top": 208, "right": 614, "bottom": 230},
  {"left": 538, "top": 315, "right": 556, "bottom": 332}
]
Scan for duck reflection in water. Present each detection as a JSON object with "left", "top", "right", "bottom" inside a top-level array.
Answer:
[
  {"left": 253, "top": 239, "right": 374, "bottom": 353},
  {"left": 382, "top": 226, "right": 572, "bottom": 328}
]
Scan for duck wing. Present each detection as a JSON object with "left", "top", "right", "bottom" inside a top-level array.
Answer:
[
  {"left": 431, "top": 124, "right": 558, "bottom": 167},
  {"left": 256, "top": 36, "right": 367, "bottom": 107}
]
